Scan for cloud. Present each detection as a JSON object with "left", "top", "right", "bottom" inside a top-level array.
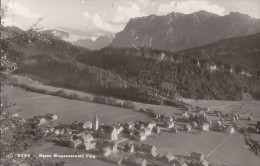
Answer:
[
  {"left": 8, "top": 2, "right": 40, "bottom": 19},
  {"left": 137, "top": 0, "right": 157, "bottom": 6},
  {"left": 113, "top": 3, "right": 146, "bottom": 24},
  {"left": 137, "top": 0, "right": 149, "bottom": 4},
  {"left": 86, "top": 3, "right": 147, "bottom": 34},
  {"left": 2, "top": 18, "right": 23, "bottom": 28},
  {"left": 83, "top": 11, "right": 90, "bottom": 20},
  {"left": 3, "top": 2, "right": 41, "bottom": 30},
  {"left": 158, "top": 0, "right": 225, "bottom": 16},
  {"left": 92, "top": 14, "right": 123, "bottom": 33}
]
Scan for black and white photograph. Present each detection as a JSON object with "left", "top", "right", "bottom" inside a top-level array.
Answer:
[{"left": 1, "top": 0, "right": 260, "bottom": 166}]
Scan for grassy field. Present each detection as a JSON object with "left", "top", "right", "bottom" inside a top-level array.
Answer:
[
  {"left": 3, "top": 86, "right": 148, "bottom": 124},
  {"left": 12, "top": 75, "right": 94, "bottom": 99},
  {"left": 145, "top": 131, "right": 227, "bottom": 155}
]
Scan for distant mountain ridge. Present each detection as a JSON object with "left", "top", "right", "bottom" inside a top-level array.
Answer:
[
  {"left": 41, "top": 29, "right": 70, "bottom": 41},
  {"left": 110, "top": 10, "right": 260, "bottom": 51},
  {"left": 73, "top": 35, "right": 114, "bottom": 50}
]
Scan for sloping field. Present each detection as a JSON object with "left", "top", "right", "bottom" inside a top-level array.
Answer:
[
  {"left": 12, "top": 75, "right": 94, "bottom": 99},
  {"left": 3, "top": 86, "right": 148, "bottom": 124}
]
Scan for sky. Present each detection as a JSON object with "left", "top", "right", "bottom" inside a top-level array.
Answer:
[{"left": 2, "top": 0, "right": 260, "bottom": 41}]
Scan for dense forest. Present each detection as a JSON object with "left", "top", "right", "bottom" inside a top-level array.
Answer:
[
  {"left": 78, "top": 47, "right": 257, "bottom": 100},
  {"left": 1, "top": 30, "right": 260, "bottom": 104}
]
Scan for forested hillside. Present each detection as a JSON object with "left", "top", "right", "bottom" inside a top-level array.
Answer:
[
  {"left": 78, "top": 47, "right": 258, "bottom": 100},
  {"left": 1, "top": 28, "right": 260, "bottom": 103},
  {"left": 180, "top": 32, "right": 260, "bottom": 70}
]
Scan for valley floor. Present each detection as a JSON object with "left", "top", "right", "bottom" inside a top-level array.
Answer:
[{"left": 2, "top": 75, "right": 260, "bottom": 166}]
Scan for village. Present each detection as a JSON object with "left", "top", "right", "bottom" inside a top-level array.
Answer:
[{"left": 16, "top": 103, "right": 260, "bottom": 166}]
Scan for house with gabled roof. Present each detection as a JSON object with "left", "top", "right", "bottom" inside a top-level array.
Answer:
[
  {"left": 173, "top": 157, "right": 188, "bottom": 166},
  {"left": 125, "top": 121, "right": 135, "bottom": 129},
  {"left": 127, "top": 156, "right": 146, "bottom": 166},
  {"left": 199, "top": 159, "right": 209, "bottom": 166},
  {"left": 136, "top": 131, "right": 147, "bottom": 141},
  {"left": 29, "top": 116, "right": 46, "bottom": 126},
  {"left": 225, "top": 126, "right": 235, "bottom": 134},
  {"left": 78, "top": 121, "right": 92, "bottom": 130},
  {"left": 186, "top": 159, "right": 198, "bottom": 166},
  {"left": 190, "top": 152, "right": 204, "bottom": 161},
  {"left": 82, "top": 141, "right": 96, "bottom": 151},
  {"left": 165, "top": 121, "right": 175, "bottom": 129},
  {"left": 190, "top": 121, "right": 197, "bottom": 128},
  {"left": 109, "top": 142, "right": 118, "bottom": 152},
  {"left": 140, "top": 143, "right": 157, "bottom": 157},
  {"left": 257, "top": 121, "right": 260, "bottom": 130},
  {"left": 45, "top": 113, "right": 58, "bottom": 121},
  {"left": 102, "top": 146, "right": 112, "bottom": 156},
  {"left": 98, "top": 125, "right": 119, "bottom": 141},
  {"left": 172, "top": 127, "right": 178, "bottom": 133},
  {"left": 71, "top": 120, "right": 80, "bottom": 129},
  {"left": 69, "top": 139, "right": 82, "bottom": 148},
  {"left": 162, "top": 116, "right": 173, "bottom": 122},
  {"left": 184, "top": 124, "right": 192, "bottom": 132},
  {"left": 161, "top": 152, "right": 175, "bottom": 162},
  {"left": 145, "top": 122, "right": 156, "bottom": 129},
  {"left": 60, "top": 133, "right": 73, "bottom": 143},
  {"left": 142, "top": 127, "right": 152, "bottom": 135},
  {"left": 125, "top": 143, "right": 135, "bottom": 153},
  {"left": 200, "top": 123, "right": 209, "bottom": 131},
  {"left": 106, "top": 155, "right": 123, "bottom": 165},
  {"left": 79, "top": 134, "right": 94, "bottom": 142},
  {"left": 153, "top": 126, "right": 161, "bottom": 134}
]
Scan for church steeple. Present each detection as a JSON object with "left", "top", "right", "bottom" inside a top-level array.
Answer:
[{"left": 93, "top": 114, "right": 99, "bottom": 131}]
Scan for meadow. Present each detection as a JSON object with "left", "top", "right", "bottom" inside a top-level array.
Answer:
[{"left": 3, "top": 86, "right": 148, "bottom": 124}]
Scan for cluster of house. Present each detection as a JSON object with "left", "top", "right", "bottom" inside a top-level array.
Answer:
[
  {"left": 155, "top": 112, "right": 211, "bottom": 133},
  {"left": 22, "top": 110, "right": 242, "bottom": 166},
  {"left": 176, "top": 107, "right": 243, "bottom": 134},
  {"left": 34, "top": 113, "right": 211, "bottom": 166},
  {"left": 124, "top": 120, "right": 160, "bottom": 141},
  {"left": 25, "top": 113, "right": 58, "bottom": 134},
  {"left": 100, "top": 142, "right": 210, "bottom": 166},
  {"left": 248, "top": 121, "right": 260, "bottom": 134},
  {"left": 157, "top": 151, "right": 210, "bottom": 166},
  {"left": 27, "top": 113, "right": 58, "bottom": 126},
  {"left": 48, "top": 114, "right": 160, "bottom": 154}
]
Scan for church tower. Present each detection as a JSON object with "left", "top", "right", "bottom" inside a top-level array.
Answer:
[{"left": 93, "top": 114, "right": 99, "bottom": 131}]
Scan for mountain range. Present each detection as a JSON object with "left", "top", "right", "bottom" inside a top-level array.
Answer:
[
  {"left": 73, "top": 34, "right": 114, "bottom": 50},
  {"left": 41, "top": 29, "right": 70, "bottom": 41},
  {"left": 110, "top": 10, "right": 260, "bottom": 51},
  {"left": 1, "top": 10, "right": 260, "bottom": 101},
  {"left": 40, "top": 29, "right": 114, "bottom": 50}
]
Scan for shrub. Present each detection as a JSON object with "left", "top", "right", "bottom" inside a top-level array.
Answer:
[
  {"left": 67, "top": 93, "right": 80, "bottom": 100},
  {"left": 53, "top": 90, "right": 67, "bottom": 98},
  {"left": 123, "top": 100, "right": 135, "bottom": 109},
  {"left": 81, "top": 96, "right": 91, "bottom": 102}
]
